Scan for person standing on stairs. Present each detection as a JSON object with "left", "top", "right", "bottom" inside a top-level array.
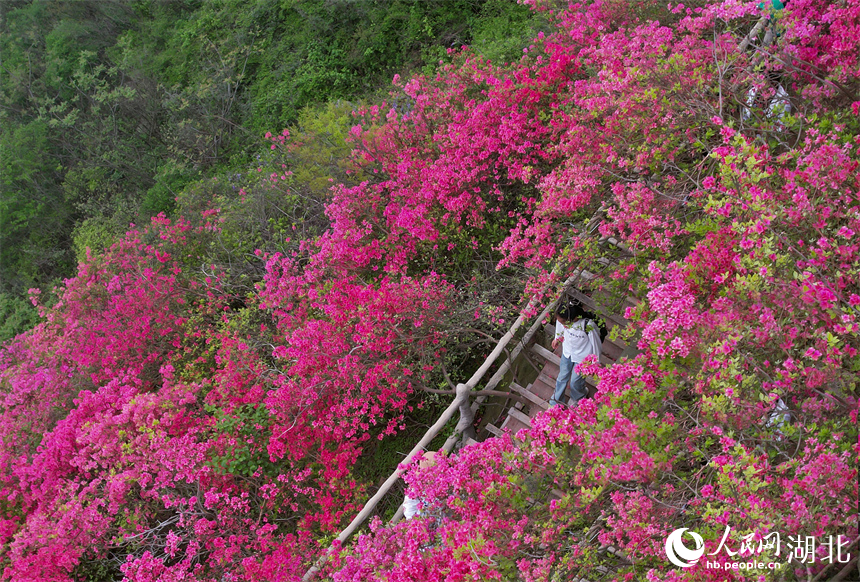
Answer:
[{"left": 550, "top": 303, "right": 602, "bottom": 407}]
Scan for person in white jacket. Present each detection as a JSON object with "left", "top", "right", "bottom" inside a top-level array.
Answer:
[
  {"left": 403, "top": 451, "right": 437, "bottom": 520},
  {"left": 550, "top": 303, "right": 602, "bottom": 407}
]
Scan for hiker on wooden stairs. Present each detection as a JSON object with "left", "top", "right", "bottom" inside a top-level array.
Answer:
[{"left": 550, "top": 303, "right": 602, "bottom": 407}]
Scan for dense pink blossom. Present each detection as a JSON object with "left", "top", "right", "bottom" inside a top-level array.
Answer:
[{"left": 1, "top": 0, "right": 858, "bottom": 580}]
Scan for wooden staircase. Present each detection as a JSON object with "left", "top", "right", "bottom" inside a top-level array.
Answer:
[{"left": 483, "top": 287, "right": 638, "bottom": 437}]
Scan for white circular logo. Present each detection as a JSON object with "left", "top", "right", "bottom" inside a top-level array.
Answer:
[{"left": 665, "top": 528, "right": 705, "bottom": 568}]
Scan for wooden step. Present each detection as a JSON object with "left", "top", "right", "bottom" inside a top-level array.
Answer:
[
  {"left": 531, "top": 343, "right": 561, "bottom": 366},
  {"left": 508, "top": 407, "right": 532, "bottom": 427},
  {"left": 541, "top": 360, "right": 560, "bottom": 379},
  {"left": 511, "top": 382, "right": 549, "bottom": 410},
  {"left": 529, "top": 378, "right": 555, "bottom": 402},
  {"left": 500, "top": 415, "right": 530, "bottom": 435},
  {"left": 618, "top": 341, "right": 640, "bottom": 361},
  {"left": 485, "top": 423, "right": 503, "bottom": 437},
  {"left": 601, "top": 339, "right": 624, "bottom": 362}
]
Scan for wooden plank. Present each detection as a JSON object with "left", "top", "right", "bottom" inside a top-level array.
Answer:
[
  {"left": 501, "top": 415, "right": 529, "bottom": 434},
  {"left": 533, "top": 373, "right": 553, "bottom": 385},
  {"left": 510, "top": 382, "right": 549, "bottom": 410},
  {"left": 508, "top": 407, "right": 532, "bottom": 428},
  {"left": 485, "top": 423, "right": 503, "bottom": 437},
  {"left": 530, "top": 378, "right": 555, "bottom": 402},
  {"left": 530, "top": 343, "right": 561, "bottom": 366},
  {"left": 601, "top": 339, "right": 624, "bottom": 362},
  {"left": 541, "top": 361, "right": 560, "bottom": 379}
]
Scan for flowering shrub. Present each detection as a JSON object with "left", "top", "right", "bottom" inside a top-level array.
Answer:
[
  {"left": 313, "top": 1, "right": 860, "bottom": 581},
  {"left": 1, "top": 0, "right": 858, "bottom": 581}
]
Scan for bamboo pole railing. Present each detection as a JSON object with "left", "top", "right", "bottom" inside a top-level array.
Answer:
[
  {"left": 301, "top": 275, "right": 577, "bottom": 581},
  {"left": 737, "top": 14, "right": 769, "bottom": 53},
  {"left": 386, "top": 291, "right": 565, "bottom": 523},
  {"left": 442, "top": 291, "right": 564, "bottom": 453}
]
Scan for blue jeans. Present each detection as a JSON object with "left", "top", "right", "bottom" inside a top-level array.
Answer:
[{"left": 551, "top": 355, "right": 588, "bottom": 407}]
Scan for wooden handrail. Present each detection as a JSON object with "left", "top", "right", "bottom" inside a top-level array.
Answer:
[
  {"left": 302, "top": 275, "right": 577, "bottom": 580},
  {"left": 388, "top": 293, "right": 563, "bottom": 524},
  {"left": 737, "top": 14, "right": 769, "bottom": 53}
]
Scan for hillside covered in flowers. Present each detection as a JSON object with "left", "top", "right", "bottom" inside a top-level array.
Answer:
[{"left": 1, "top": 1, "right": 858, "bottom": 581}]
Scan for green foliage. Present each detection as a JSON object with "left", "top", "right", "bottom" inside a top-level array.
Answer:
[
  {"left": 468, "top": 0, "right": 548, "bottom": 65},
  {"left": 288, "top": 100, "right": 361, "bottom": 197},
  {"left": 0, "top": 293, "right": 40, "bottom": 342},
  {"left": 352, "top": 399, "right": 454, "bottom": 520},
  {"left": 71, "top": 217, "right": 122, "bottom": 264},
  {"left": 173, "top": 100, "right": 363, "bottom": 295},
  {"left": 208, "top": 403, "right": 280, "bottom": 477},
  {"left": 64, "top": 165, "right": 141, "bottom": 262},
  {"left": 70, "top": 552, "right": 120, "bottom": 582},
  {"left": 243, "top": 0, "right": 487, "bottom": 132},
  {"left": 0, "top": 119, "right": 50, "bottom": 193},
  {"left": 142, "top": 161, "right": 199, "bottom": 217},
  {"left": 0, "top": 119, "right": 63, "bottom": 291},
  {"left": 0, "top": 1, "right": 148, "bottom": 294},
  {"left": 0, "top": 0, "right": 541, "bottom": 309}
]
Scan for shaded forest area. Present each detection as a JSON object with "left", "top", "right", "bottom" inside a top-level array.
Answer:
[{"left": 0, "top": 0, "right": 543, "bottom": 340}]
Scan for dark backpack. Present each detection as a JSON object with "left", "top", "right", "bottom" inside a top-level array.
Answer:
[{"left": 564, "top": 300, "right": 608, "bottom": 342}]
